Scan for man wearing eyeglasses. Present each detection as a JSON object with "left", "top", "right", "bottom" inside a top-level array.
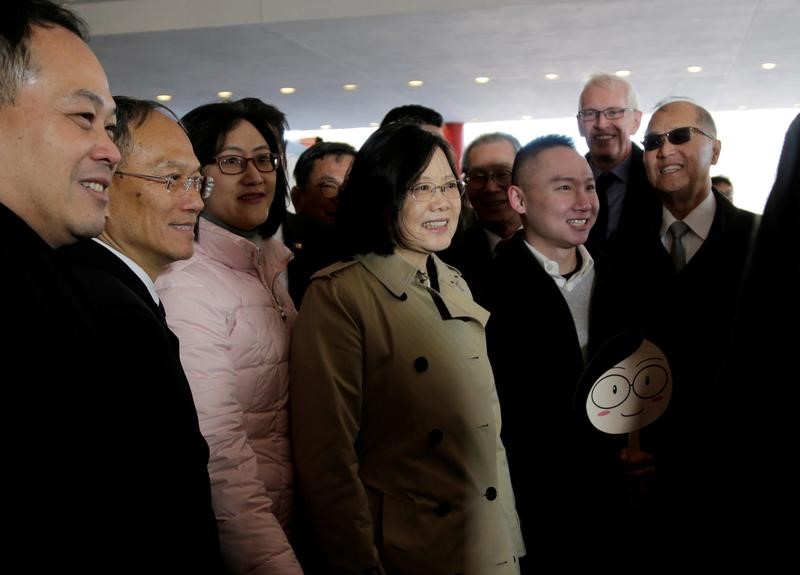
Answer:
[
  {"left": 617, "top": 99, "right": 757, "bottom": 546},
  {"left": 439, "top": 132, "right": 521, "bottom": 304},
  {"left": 58, "top": 96, "right": 223, "bottom": 571},
  {"left": 284, "top": 141, "right": 356, "bottom": 306},
  {"left": 577, "top": 74, "right": 661, "bottom": 254}
]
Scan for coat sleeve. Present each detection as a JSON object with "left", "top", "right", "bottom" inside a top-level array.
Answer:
[
  {"left": 290, "top": 276, "right": 384, "bottom": 574},
  {"left": 158, "top": 270, "right": 302, "bottom": 575}
]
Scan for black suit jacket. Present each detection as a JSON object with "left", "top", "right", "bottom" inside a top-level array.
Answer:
[
  {"left": 483, "top": 232, "right": 629, "bottom": 563},
  {"left": 283, "top": 212, "right": 341, "bottom": 308},
  {"left": 586, "top": 143, "right": 662, "bottom": 257},
  {"left": 57, "top": 239, "right": 223, "bottom": 572},
  {"left": 438, "top": 222, "right": 494, "bottom": 305},
  {"left": 614, "top": 190, "right": 758, "bottom": 523}
]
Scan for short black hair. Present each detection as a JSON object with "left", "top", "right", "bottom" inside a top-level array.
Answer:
[
  {"left": 112, "top": 96, "right": 184, "bottom": 164},
  {"left": 181, "top": 98, "right": 289, "bottom": 238},
  {"left": 380, "top": 104, "right": 444, "bottom": 129},
  {"left": 512, "top": 134, "right": 576, "bottom": 185},
  {"left": 293, "top": 141, "right": 356, "bottom": 191},
  {"left": 336, "top": 123, "right": 458, "bottom": 256},
  {"left": 1, "top": 0, "right": 89, "bottom": 104},
  {"left": 711, "top": 175, "right": 733, "bottom": 188}
]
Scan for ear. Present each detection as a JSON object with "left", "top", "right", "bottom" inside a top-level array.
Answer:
[
  {"left": 508, "top": 185, "right": 527, "bottom": 215},
  {"left": 710, "top": 139, "right": 722, "bottom": 165},
  {"left": 290, "top": 186, "right": 301, "bottom": 210},
  {"left": 577, "top": 116, "right": 586, "bottom": 138}
]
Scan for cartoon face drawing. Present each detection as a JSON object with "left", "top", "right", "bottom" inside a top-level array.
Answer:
[{"left": 586, "top": 339, "right": 672, "bottom": 434}]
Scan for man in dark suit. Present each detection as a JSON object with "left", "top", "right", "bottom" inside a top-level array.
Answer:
[
  {"left": 439, "top": 132, "right": 521, "bottom": 303},
  {"left": 1, "top": 2, "right": 127, "bottom": 569},
  {"left": 58, "top": 97, "right": 223, "bottom": 571},
  {"left": 484, "top": 135, "right": 627, "bottom": 570},
  {"left": 284, "top": 141, "right": 355, "bottom": 307},
  {"left": 578, "top": 74, "right": 662, "bottom": 255},
  {"left": 619, "top": 99, "right": 758, "bottom": 553}
]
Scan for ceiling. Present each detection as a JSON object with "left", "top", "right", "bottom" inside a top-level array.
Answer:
[{"left": 70, "top": 0, "right": 800, "bottom": 131}]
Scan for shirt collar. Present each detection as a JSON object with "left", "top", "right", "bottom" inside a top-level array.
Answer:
[
  {"left": 523, "top": 241, "right": 595, "bottom": 289},
  {"left": 91, "top": 238, "right": 160, "bottom": 305},
  {"left": 660, "top": 189, "right": 716, "bottom": 241}
]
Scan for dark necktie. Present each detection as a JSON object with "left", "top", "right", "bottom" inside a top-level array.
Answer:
[
  {"left": 594, "top": 172, "right": 616, "bottom": 240},
  {"left": 669, "top": 220, "right": 690, "bottom": 272}
]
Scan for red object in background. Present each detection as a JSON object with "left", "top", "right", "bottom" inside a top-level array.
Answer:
[{"left": 443, "top": 122, "right": 464, "bottom": 173}]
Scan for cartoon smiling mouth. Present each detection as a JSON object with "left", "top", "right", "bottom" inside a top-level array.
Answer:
[{"left": 621, "top": 409, "right": 644, "bottom": 417}]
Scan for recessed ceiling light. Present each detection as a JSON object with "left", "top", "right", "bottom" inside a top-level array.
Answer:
[
  {"left": 544, "top": 73, "right": 559, "bottom": 80},
  {"left": 795, "top": 103, "right": 800, "bottom": 108},
  {"left": 474, "top": 76, "right": 490, "bottom": 84},
  {"left": 320, "top": 124, "right": 332, "bottom": 130},
  {"left": 521, "top": 115, "right": 532, "bottom": 120},
  {"left": 738, "top": 105, "right": 748, "bottom": 110},
  {"left": 155, "top": 94, "right": 172, "bottom": 102},
  {"left": 687, "top": 66, "right": 703, "bottom": 73},
  {"left": 615, "top": 70, "right": 631, "bottom": 77},
  {"left": 217, "top": 91, "right": 233, "bottom": 100},
  {"left": 343, "top": 83, "right": 358, "bottom": 91},
  {"left": 369, "top": 122, "right": 379, "bottom": 127},
  {"left": 471, "top": 117, "right": 480, "bottom": 122},
  {"left": 279, "top": 87, "right": 296, "bottom": 95},
  {"left": 761, "top": 62, "right": 777, "bottom": 70},
  {"left": 408, "top": 80, "right": 424, "bottom": 87}
]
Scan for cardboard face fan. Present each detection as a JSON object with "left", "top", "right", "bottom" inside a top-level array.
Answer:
[{"left": 577, "top": 331, "right": 672, "bottom": 435}]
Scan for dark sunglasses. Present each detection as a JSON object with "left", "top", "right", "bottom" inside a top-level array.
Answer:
[{"left": 642, "top": 126, "right": 715, "bottom": 151}]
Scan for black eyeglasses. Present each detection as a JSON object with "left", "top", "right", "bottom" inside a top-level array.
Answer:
[
  {"left": 317, "top": 180, "right": 343, "bottom": 199},
  {"left": 114, "top": 171, "right": 214, "bottom": 199},
  {"left": 408, "top": 180, "right": 466, "bottom": 203},
  {"left": 577, "top": 107, "right": 635, "bottom": 122},
  {"left": 465, "top": 170, "right": 513, "bottom": 189},
  {"left": 214, "top": 153, "right": 281, "bottom": 175},
  {"left": 642, "top": 126, "right": 715, "bottom": 151}
]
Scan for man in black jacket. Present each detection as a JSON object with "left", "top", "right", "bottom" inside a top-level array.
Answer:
[
  {"left": 578, "top": 73, "right": 662, "bottom": 255},
  {"left": 58, "top": 97, "right": 223, "bottom": 572}
]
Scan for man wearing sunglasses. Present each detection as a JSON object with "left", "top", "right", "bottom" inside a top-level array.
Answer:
[
  {"left": 58, "top": 97, "right": 223, "bottom": 571},
  {"left": 577, "top": 74, "right": 661, "bottom": 255},
  {"left": 618, "top": 99, "right": 757, "bottom": 547}
]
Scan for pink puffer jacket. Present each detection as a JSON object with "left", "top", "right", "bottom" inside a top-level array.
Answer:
[{"left": 157, "top": 218, "right": 301, "bottom": 574}]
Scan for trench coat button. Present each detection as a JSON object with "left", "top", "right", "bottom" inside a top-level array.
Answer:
[
  {"left": 427, "top": 429, "right": 443, "bottom": 446},
  {"left": 414, "top": 356, "right": 428, "bottom": 372},
  {"left": 399, "top": 293, "right": 408, "bottom": 301},
  {"left": 434, "top": 502, "right": 450, "bottom": 517},
  {"left": 485, "top": 486, "right": 497, "bottom": 501}
]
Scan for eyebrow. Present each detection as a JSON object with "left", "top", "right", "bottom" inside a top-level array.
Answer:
[
  {"left": 218, "top": 144, "right": 270, "bottom": 154},
  {"left": 636, "top": 356, "right": 664, "bottom": 367}
]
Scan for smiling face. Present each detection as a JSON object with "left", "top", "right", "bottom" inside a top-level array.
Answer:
[
  {"left": 508, "top": 146, "right": 597, "bottom": 261},
  {"left": 201, "top": 119, "right": 276, "bottom": 231},
  {"left": 103, "top": 112, "right": 203, "bottom": 279},
  {"left": 464, "top": 138, "right": 521, "bottom": 238},
  {"left": 578, "top": 82, "right": 642, "bottom": 171},
  {"left": 586, "top": 340, "right": 672, "bottom": 434},
  {"left": 395, "top": 147, "right": 461, "bottom": 269},
  {"left": 294, "top": 153, "right": 353, "bottom": 225},
  {"left": 644, "top": 101, "right": 721, "bottom": 213},
  {"left": 0, "top": 25, "right": 121, "bottom": 247}
]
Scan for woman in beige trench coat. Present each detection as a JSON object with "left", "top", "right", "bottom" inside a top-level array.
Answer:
[{"left": 290, "top": 123, "right": 525, "bottom": 575}]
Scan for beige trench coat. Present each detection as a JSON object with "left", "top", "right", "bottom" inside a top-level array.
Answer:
[{"left": 291, "top": 252, "right": 524, "bottom": 575}]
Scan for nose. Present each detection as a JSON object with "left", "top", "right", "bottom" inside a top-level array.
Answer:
[
  {"left": 428, "top": 188, "right": 451, "bottom": 210},
  {"left": 94, "top": 128, "right": 122, "bottom": 170},
  {"left": 184, "top": 185, "right": 206, "bottom": 213},
  {"left": 242, "top": 158, "right": 264, "bottom": 181}
]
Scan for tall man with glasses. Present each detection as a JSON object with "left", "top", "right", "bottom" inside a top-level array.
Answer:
[
  {"left": 439, "top": 132, "right": 521, "bottom": 304},
  {"left": 577, "top": 73, "right": 661, "bottom": 254},
  {"left": 58, "top": 96, "right": 223, "bottom": 572},
  {"left": 616, "top": 99, "right": 757, "bottom": 553},
  {"left": 284, "top": 141, "right": 356, "bottom": 306}
]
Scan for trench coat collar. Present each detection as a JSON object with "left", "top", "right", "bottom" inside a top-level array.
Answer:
[{"left": 359, "top": 251, "right": 490, "bottom": 327}]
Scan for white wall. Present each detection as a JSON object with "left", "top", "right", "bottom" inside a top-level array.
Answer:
[{"left": 287, "top": 108, "right": 800, "bottom": 214}]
